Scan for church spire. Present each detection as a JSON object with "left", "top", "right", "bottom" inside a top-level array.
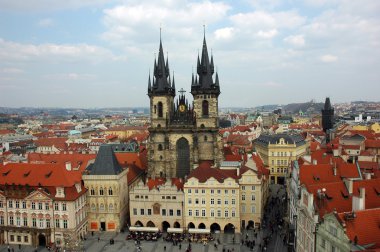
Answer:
[{"left": 148, "top": 31, "right": 175, "bottom": 97}]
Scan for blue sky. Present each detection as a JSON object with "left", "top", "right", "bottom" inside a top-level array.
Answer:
[{"left": 0, "top": 0, "right": 379, "bottom": 108}]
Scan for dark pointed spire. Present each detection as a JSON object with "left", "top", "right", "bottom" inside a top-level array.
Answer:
[
  {"left": 148, "top": 71, "right": 152, "bottom": 93},
  {"left": 191, "top": 73, "right": 195, "bottom": 86},
  {"left": 324, "top": 97, "right": 332, "bottom": 110},
  {"left": 172, "top": 71, "right": 176, "bottom": 90},
  {"left": 215, "top": 72, "right": 219, "bottom": 87},
  {"left": 322, "top": 97, "right": 334, "bottom": 133},
  {"left": 191, "top": 28, "right": 220, "bottom": 96},
  {"left": 149, "top": 30, "right": 175, "bottom": 97}
]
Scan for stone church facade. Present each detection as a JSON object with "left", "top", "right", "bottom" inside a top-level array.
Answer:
[{"left": 147, "top": 35, "right": 223, "bottom": 179}]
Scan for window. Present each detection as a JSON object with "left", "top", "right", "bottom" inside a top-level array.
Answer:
[
  {"left": 147, "top": 209, "right": 152, "bottom": 215},
  {"left": 272, "top": 160, "right": 274, "bottom": 165},
  {"left": 217, "top": 189, "right": 221, "bottom": 194},
  {"left": 9, "top": 216, "right": 14, "bottom": 225},
  {"left": 188, "top": 198, "right": 192, "bottom": 204},
  {"left": 242, "top": 186, "right": 245, "bottom": 190},
  {"left": 225, "top": 189, "right": 228, "bottom": 194},
  {"left": 210, "top": 209, "right": 215, "bottom": 217},
  {"left": 204, "top": 136, "right": 208, "bottom": 141},
  {"left": 158, "top": 144, "right": 163, "bottom": 151},
  {"left": 195, "top": 189, "right": 198, "bottom": 194},
  {"left": 201, "top": 189, "right": 205, "bottom": 194},
  {"left": 45, "top": 203, "right": 49, "bottom": 210},
  {"left": 217, "top": 209, "right": 221, "bottom": 217},
  {"left": 211, "top": 189, "right": 214, "bottom": 194},
  {"left": 54, "top": 203, "right": 59, "bottom": 211},
  {"left": 39, "top": 219, "right": 44, "bottom": 228},
  {"left": 23, "top": 217, "right": 27, "bottom": 226},
  {"left": 63, "top": 220, "right": 68, "bottom": 229},
  {"left": 188, "top": 210, "right": 192, "bottom": 216},
  {"left": 195, "top": 199, "right": 199, "bottom": 204},
  {"left": 331, "top": 245, "right": 336, "bottom": 252},
  {"left": 201, "top": 209, "right": 206, "bottom": 217},
  {"left": 62, "top": 203, "right": 67, "bottom": 211},
  {"left": 90, "top": 188, "right": 95, "bottom": 195},
  {"left": 99, "top": 188, "right": 104, "bottom": 196},
  {"left": 202, "top": 100, "right": 209, "bottom": 116},
  {"left": 232, "top": 190, "right": 236, "bottom": 194},
  {"left": 321, "top": 239, "right": 326, "bottom": 249},
  {"left": 55, "top": 219, "right": 60, "bottom": 228},
  {"left": 109, "top": 204, "right": 114, "bottom": 211},
  {"left": 225, "top": 199, "right": 228, "bottom": 205},
  {"left": 91, "top": 204, "right": 96, "bottom": 211},
  {"left": 329, "top": 226, "right": 337, "bottom": 237},
  {"left": 0, "top": 216, "right": 3, "bottom": 225},
  {"left": 231, "top": 209, "right": 236, "bottom": 217},
  {"left": 15, "top": 201, "right": 19, "bottom": 209},
  {"left": 38, "top": 202, "right": 43, "bottom": 210},
  {"left": 140, "top": 209, "right": 145, "bottom": 215},
  {"left": 162, "top": 209, "right": 166, "bottom": 216},
  {"left": 10, "top": 235, "right": 14, "bottom": 242},
  {"left": 217, "top": 199, "right": 221, "bottom": 205},
  {"left": 211, "top": 198, "right": 214, "bottom": 205},
  {"left": 251, "top": 195, "right": 256, "bottom": 201},
  {"left": 224, "top": 210, "right": 229, "bottom": 217},
  {"left": 169, "top": 209, "right": 174, "bottom": 216},
  {"left": 0, "top": 201, "right": 3, "bottom": 208},
  {"left": 195, "top": 210, "right": 199, "bottom": 217},
  {"left": 46, "top": 219, "right": 50, "bottom": 228},
  {"left": 242, "top": 205, "right": 246, "bottom": 213},
  {"left": 99, "top": 204, "right": 105, "bottom": 211},
  {"left": 16, "top": 217, "right": 21, "bottom": 226},
  {"left": 24, "top": 236, "right": 28, "bottom": 243},
  {"left": 177, "top": 210, "right": 181, "bottom": 216},
  {"left": 17, "top": 236, "right": 21, "bottom": 242},
  {"left": 242, "top": 194, "right": 246, "bottom": 201},
  {"left": 8, "top": 200, "right": 13, "bottom": 208},
  {"left": 157, "top": 102, "right": 163, "bottom": 118},
  {"left": 252, "top": 186, "right": 255, "bottom": 191},
  {"left": 201, "top": 198, "right": 205, "bottom": 205},
  {"left": 108, "top": 187, "right": 113, "bottom": 195},
  {"left": 133, "top": 208, "right": 137, "bottom": 215},
  {"left": 32, "top": 218, "right": 37, "bottom": 227},
  {"left": 251, "top": 205, "right": 256, "bottom": 213},
  {"left": 188, "top": 189, "right": 192, "bottom": 194}
]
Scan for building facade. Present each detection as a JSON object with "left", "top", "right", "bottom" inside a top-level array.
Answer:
[
  {"left": 255, "top": 133, "right": 307, "bottom": 184},
  {"left": 0, "top": 163, "right": 87, "bottom": 249},
  {"left": 83, "top": 145, "right": 128, "bottom": 232}
]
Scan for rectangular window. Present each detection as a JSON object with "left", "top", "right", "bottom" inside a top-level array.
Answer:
[
  {"left": 201, "top": 209, "right": 206, "bottom": 217},
  {"left": 251, "top": 195, "right": 256, "bottom": 201},
  {"left": 9, "top": 216, "right": 14, "bottom": 225},
  {"left": 38, "top": 202, "right": 43, "bottom": 210},
  {"left": 201, "top": 189, "right": 205, "bottom": 194},
  {"left": 195, "top": 210, "right": 199, "bottom": 217},
  {"left": 225, "top": 190, "right": 228, "bottom": 194},
  {"left": 133, "top": 208, "right": 137, "bottom": 215},
  {"left": 24, "top": 236, "right": 28, "bottom": 243},
  {"left": 242, "top": 194, "right": 246, "bottom": 201},
  {"left": 321, "top": 239, "right": 326, "bottom": 248},
  {"left": 54, "top": 203, "right": 59, "bottom": 211},
  {"left": 210, "top": 209, "right": 214, "bottom": 217},
  {"left": 31, "top": 202, "right": 35, "bottom": 209},
  {"left": 224, "top": 199, "right": 228, "bottom": 205},
  {"left": 0, "top": 201, "right": 3, "bottom": 208},
  {"left": 329, "top": 226, "right": 337, "bottom": 237},
  {"left": 232, "top": 210, "right": 236, "bottom": 217},
  {"left": 188, "top": 189, "right": 191, "bottom": 194},
  {"left": 32, "top": 218, "right": 37, "bottom": 227},
  {"left": 251, "top": 205, "right": 256, "bottom": 213},
  {"left": 46, "top": 219, "right": 50, "bottom": 228},
  {"left": 177, "top": 210, "right": 181, "bottom": 216},
  {"left": 252, "top": 186, "right": 255, "bottom": 191},
  {"left": 188, "top": 198, "right": 192, "bottom": 204},
  {"left": 55, "top": 219, "right": 60, "bottom": 228},
  {"left": 162, "top": 209, "right": 166, "bottom": 216},
  {"left": 22, "top": 201, "right": 26, "bottom": 209},
  {"left": 17, "top": 236, "right": 21, "bottom": 242},
  {"left": 195, "top": 189, "right": 198, "bottom": 194},
  {"left": 224, "top": 210, "right": 229, "bottom": 217},
  {"left": 140, "top": 209, "right": 144, "bottom": 215},
  {"left": 217, "top": 209, "right": 221, "bottom": 217},
  {"left": 169, "top": 209, "right": 174, "bottom": 216},
  {"left": 217, "top": 199, "right": 221, "bottom": 205},
  {"left": 242, "top": 205, "right": 246, "bottom": 213},
  {"left": 188, "top": 210, "right": 192, "bottom": 216},
  {"left": 242, "top": 186, "right": 245, "bottom": 190},
  {"left": 232, "top": 199, "right": 236, "bottom": 205},
  {"left": 39, "top": 219, "right": 44, "bottom": 228},
  {"left": 8, "top": 200, "right": 13, "bottom": 208},
  {"left": 45, "top": 203, "right": 49, "bottom": 210},
  {"left": 211, "top": 189, "right": 214, "bottom": 194},
  {"left": 62, "top": 203, "right": 67, "bottom": 211},
  {"left": 211, "top": 198, "right": 214, "bottom": 205},
  {"left": 147, "top": 209, "right": 152, "bottom": 215},
  {"left": 0, "top": 216, "right": 3, "bottom": 225},
  {"left": 331, "top": 246, "right": 336, "bottom": 252},
  {"left": 16, "top": 217, "right": 20, "bottom": 226},
  {"left": 201, "top": 198, "right": 205, "bottom": 205},
  {"left": 63, "top": 220, "right": 68, "bottom": 229},
  {"left": 15, "top": 201, "right": 20, "bottom": 209},
  {"left": 217, "top": 190, "right": 221, "bottom": 194},
  {"left": 10, "top": 235, "right": 14, "bottom": 242},
  {"left": 232, "top": 190, "right": 235, "bottom": 194},
  {"left": 23, "top": 217, "right": 27, "bottom": 226}
]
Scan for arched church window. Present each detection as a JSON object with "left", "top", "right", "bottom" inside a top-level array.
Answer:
[
  {"left": 158, "top": 102, "right": 163, "bottom": 118},
  {"left": 100, "top": 204, "right": 105, "bottom": 211},
  {"left": 90, "top": 188, "right": 95, "bottom": 195},
  {"left": 200, "top": 124, "right": 205, "bottom": 129},
  {"left": 91, "top": 204, "right": 96, "bottom": 211},
  {"left": 158, "top": 144, "right": 163, "bottom": 151},
  {"left": 108, "top": 187, "right": 113, "bottom": 196},
  {"left": 99, "top": 188, "right": 104, "bottom": 196},
  {"left": 202, "top": 100, "right": 209, "bottom": 117},
  {"left": 109, "top": 204, "right": 113, "bottom": 211}
]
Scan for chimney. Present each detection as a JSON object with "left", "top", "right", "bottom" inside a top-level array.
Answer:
[
  {"left": 313, "top": 159, "right": 317, "bottom": 165},
  {"left": 352, "top": 187, "right": 365, "bottom": 211},
  {"left": 344, "top": 179, "right": 353, "bottom": 194},
  {"left": 237, "top": 167, "right": 240, "bottom": 176},
  {"left": 364, "top": 173, "right": 371, "bottom": 180},
  {"left": 65, "top": 161, "right": 72, "bottom": 171},
  {"left": 333, "top": 163, "right": 337, "bottom": 176}
]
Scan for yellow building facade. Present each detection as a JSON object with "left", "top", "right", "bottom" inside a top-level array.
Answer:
[{"left": 255, "top": 134, "right": 307, "bottom": 184}]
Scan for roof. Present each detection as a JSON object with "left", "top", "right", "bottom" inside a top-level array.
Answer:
[
  {"left": 365, "top": 139, "right": 380, "bottom": 148},
  {"left": 255, "top": 133, "right": 306, "bottom": 147},
  {"left": 87, "top": 145, "right": 124, "bottom": 175},
  {"left": 337, "top": 208, "right": 380, "bottom": 249},
  {"left": 34, "top": 137, "right": 68, "bottom": 150},
  {"left": 146, "top": 177, "right": 183, "bottom": 191}
]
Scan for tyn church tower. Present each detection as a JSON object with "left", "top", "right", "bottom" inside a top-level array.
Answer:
[{"left": 147, "top": 34, "right": 223, "bottom": 179}]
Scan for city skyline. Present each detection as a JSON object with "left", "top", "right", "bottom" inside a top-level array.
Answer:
[{"left": 1, "top": 0, "right": 379, "bottom": 108}]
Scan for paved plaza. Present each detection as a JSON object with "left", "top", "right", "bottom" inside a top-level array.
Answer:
[{"left": 0, "top": 185, "right": 288, "bottom": 252}]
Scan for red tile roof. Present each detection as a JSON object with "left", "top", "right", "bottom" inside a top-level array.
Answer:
[
  {"left": 145, "top": 177, "right": 183, "bottom": 191},
  {"left": 337, "top": 208, "right": 380, "bottom": 249},
  {"left": 34, "top": 137, "right": 68, "bottom": 150},
  {"left": 352, "top": 179, "right": 380, "bottom": 210},
  {"left": 0, "top": 129, "right": 16, "bottom": 135},
  {"left": 365, "top": 139, "right": 380, "bottom": 148}
]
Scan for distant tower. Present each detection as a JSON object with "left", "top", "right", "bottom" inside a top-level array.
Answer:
[{"left": 321, "top": 97, "right": 334, "bottom": 132}]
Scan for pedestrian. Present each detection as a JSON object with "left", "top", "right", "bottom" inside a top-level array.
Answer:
[
  {"left": 164, "top": 245, "right": 166, "bottom": 251},
  {"left": 179, "top": 243, "right": 182, "bottom": 250},
  {"left": 98, "top": 237, "right": 100, "bottom": 242},
  {"left": 91, "top": 231, "right": 94, "bottom": 236},
  {"left": 7, "top": 245, "right": 10, "bottom": 252}
]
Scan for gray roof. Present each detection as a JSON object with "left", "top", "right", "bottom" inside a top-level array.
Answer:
[
  {"left": 87, "top": 144, "right": 123, "bottom": 175},
  {"left": 255, "top": 133, "right": 306, "bottom": 147}
]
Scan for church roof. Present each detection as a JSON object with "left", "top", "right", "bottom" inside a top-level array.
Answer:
[{"left": 86, "top": 144, "right": 123, "bottom": 175}]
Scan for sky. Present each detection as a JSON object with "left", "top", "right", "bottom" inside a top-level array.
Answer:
[{"left": 0, "top": 0, "right": 379, "bottom": 108}]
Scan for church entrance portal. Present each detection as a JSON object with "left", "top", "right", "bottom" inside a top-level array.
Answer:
[{"left": 38, "top": 234, "right": 46, "bottom": 247}]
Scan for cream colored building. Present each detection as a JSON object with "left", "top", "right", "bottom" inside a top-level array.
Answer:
[
  {"left": 83, "top": 145, "right": 129, "bottom": 232},
  {"left": 129, "top": 178, "right": 184, "bottom": 230},
  {"left": 0, "top": 163, "right": 87, "bottom": 249},
  {"left": 255, "top": 133, "right": 307, "bottom": 184}
]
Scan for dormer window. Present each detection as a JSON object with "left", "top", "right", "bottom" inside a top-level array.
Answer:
[
  {"left": 75, "top": 183, "right": 81, "bottom": 193},
  {"left": 55, "top": 187, "right": 65, "bottom": 198}
]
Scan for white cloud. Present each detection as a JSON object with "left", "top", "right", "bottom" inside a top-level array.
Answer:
[
  {"left": 320, "top": 54, "right": 338, "bottom": 62},
  {"left": 0, "top": 0, "right": 114, "bottom": 11},
  {"left": 256, "top": 29, "right": 278, "bottom": 39},
  {"left": 43, "top": 73, "right": 96, "bottom": 81},
  {"left": 2, "top": 68, "right": 24, "bottom": 74},
  {"left": 38, "top": 18, "right": 54, "bottom": 27},
  {"left": 214, "top": 27, "right": 234, "bottom": 40},
  {"left": 284, "top": 35, "right": 305, "bottom": 46}
]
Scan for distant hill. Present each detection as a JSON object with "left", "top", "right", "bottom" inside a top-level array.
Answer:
[{"left": 283, "top": 102, "right": 324, "bottom": 114}]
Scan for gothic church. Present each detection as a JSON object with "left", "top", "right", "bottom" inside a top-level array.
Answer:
[{"left": 147, "top": 34, "right": 223, "bottom": 178}]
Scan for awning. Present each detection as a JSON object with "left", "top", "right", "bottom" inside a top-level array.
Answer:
[
  {"left": 167, "top": 228, "right": 184, "bottom": 233},
  {"left": 188, "top": 228, "right": 211, "bottom": 234},
  {"left": 129, "top": 227, "right": 159, "bottom": 232}
]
